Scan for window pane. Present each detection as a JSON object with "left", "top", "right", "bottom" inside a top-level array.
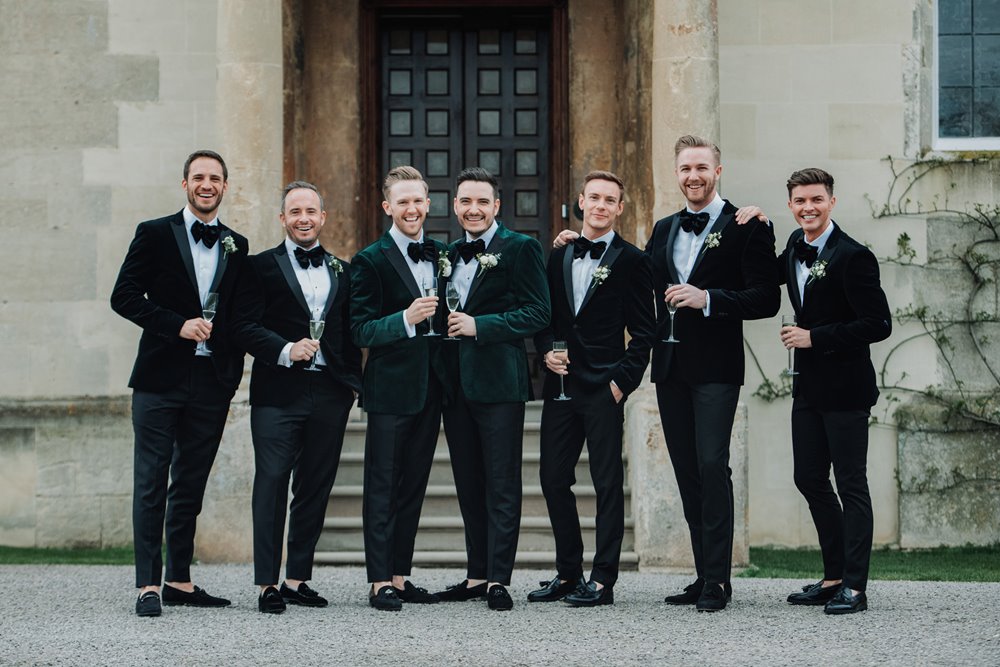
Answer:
[
  {"left": 389, "top": 30, "right": 411, "bottom": 54},
  {"left": 940, "top": 35, "right": 973, "bottom": 87},
  {"left": 940, "top": 87, "right": 973, "bottom": 136},
  {"left": 515, "top": 109, "right": 537, "bottom": 135},
  {"left": 426, "top": 150, "right": 449, "bottom": 176},
  {"left": 515, "top": 29, "right": 537, "bottom": 54},
  {"left": 515, "top": 69, "right": 537, "bottom": 95},
  {"left": 389, "top": 150, "right": 411, "bottom": 168},
  {"left": 479, "top": 69, "right": 501, "bottom": 95},
  {"left": 515, "top": 191, "right": 538, "bottom": 217},
  {"left": 426, "top": 69, "right": 449, "bottom": 95},
  {"left": 478, "top": 29, "right": 500, "bottom": 54},
  {"left": 426, "top": 29, "right": 448, "bottom": 54},
  {"left": 974, "top": 35, "right": 1000, "bottom": 86},
  {"left": 974, "top": 86, "right": 1000, "bottom": 135},
  {"left": 515, "top": 150, "right": 537, "bottom": 175},
  {"left": 973, "top": 0, "right": 1000, "bottom": 32},
  {"left": 428, "top": 191, "right": 449, "bottom": 217},
  {"left": 478, "top": 150, "right": 501, "bottom": 175},
  {"left": 940, "top": 0, "right": 972, "bottom": 33},
  {"left": 389, "top": 69, "right": 411, "bottom": 96},
  {"left": 389, "top": 110, "right": 412, "bottom": 136},
  {"left": 426, "top": 110, "right": 449, "bottom": 136},
  {"left": 479, "top": 110, "right": 501, "bottom": 135}
]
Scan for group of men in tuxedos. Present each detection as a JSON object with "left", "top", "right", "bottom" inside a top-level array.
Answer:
[{"left": 112, "top": 137, "right": 889, "bottom": 618}]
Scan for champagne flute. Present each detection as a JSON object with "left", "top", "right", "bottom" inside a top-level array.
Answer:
[
  {"left": 444, "top": 281, "right": 461, "bottom": 340},
  {"left": 197, "top": 291, "right": 218, "bottom": 353},
  {"left": 662, "top": 283, "right": 679, "bottom": 343},
  {"left": 552, "top": 341, "right": 571, "bottom": 401},
  {"left": 781, "top": 314, "right": 798, "bottom": 377},
  {"left": 308, "top": 308, "right": 325, "bottom": 370},
  {"left": 423, "top": 276, "right": 440, "bottom": 336}
]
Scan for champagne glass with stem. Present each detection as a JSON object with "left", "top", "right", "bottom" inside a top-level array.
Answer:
[
  {"left": 308, "top": 307, "right": 325, "bottom": 370},
  {"left": 423, "top": 276, "right": 440, "bottom": 336},
  {"left": 662, "top": 283, "right": 679, "bottom": 343},
  {"left": 197, "top": 291, "right": 218, "bottom": 353},
  {"left": 444, "top": 281, "right": 461, "bottom": 340},
  {"left": 552, "top": 341, "right": 571, "bottom": 401},
  {"left": 781, "top": 314, "right": 798, "bottom": 377}
]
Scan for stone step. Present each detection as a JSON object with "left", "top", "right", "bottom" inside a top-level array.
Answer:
[
  {"left": 314, "top": 550, "right": 640, "bottom": 567},
  {"left": 338, "top": 420, "right": 543, "bottom": 454}
]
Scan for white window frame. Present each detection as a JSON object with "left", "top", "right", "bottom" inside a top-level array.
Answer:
[{"left": 932, "top": 2, "right": 1000, "bottom": 151}]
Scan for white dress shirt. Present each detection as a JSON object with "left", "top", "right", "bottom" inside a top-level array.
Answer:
[
  {"left": 277, "top": 237, "right": 331, "bottom": 367},
  {"left": 572, "top": 230, "right": 615, "bottom": 314},
  {"left": 389, "top": 224, "right": 436, "bottom": 338},
  {"left": 672, "top": 193, "right": 725, "bottom": 317},
  {"left": 451, "top": 220, "right": 499, "bottom": 309},
  {"left": 795, "top": 221, "right": 835, "bottom": 306},
  {"left": 182, "top": 206, "right": 220, "bottom": 357}
]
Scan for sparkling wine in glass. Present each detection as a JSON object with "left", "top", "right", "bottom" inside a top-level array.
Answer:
[
  {"left": 552, "top": 341, "right": 571, "bottom": 401},
  {"left": 197, "top": 292, "right": 218, "bottom": 353},
  {"left": 423, "top": 277, "right": 440, "bottom": 336},
  {"left": 662, "top": 283, "right": 679, "bottom": 343},
  {"left": 308, "top": 309, "right": 325, "bottom": 370},
  {"left": 781, "top": 314, "right": 798, "bottom": 377},
  {"left": 444, "top": 281, "right": 461, "bottom": 340}
]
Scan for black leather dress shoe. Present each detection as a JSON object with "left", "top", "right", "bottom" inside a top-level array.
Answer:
[
  {"left": 258, "top": 586, "right": 286, "bottom": 614},
  {"left": 434, "top": 580, "right": 488, "bottom": 602},
  {"left": 665, "top": 579, "right": 732, "bottom": 605},
  {"left": 824, "top": 587, "right": 867, "bottom": 615},
  {"left": 487, "top": 584, "right": 514, "bottom": 611},
  {"left": 395, "top": 581, "right": 439, "bottom": 604},
  {"left": 787, "top": 581, "right": 841, "bottom": 606},
  {"left": 162, "top": 584, "right": 231, "bottom": 608},
  {"left": 369, "top": 585, "right": 402, "bottom": 611},
  {"left": 280, "top": 582, "right": 328, "bottom": 607},
  {"left": 696, "top": 583, "right": 728, "bottom": 612},
  {"left": 527, "top": 575, "right": 586, "bottom": 602},
  {"left": 135, "top": 591, "right": 161, "bottom": 617},
  {"left": 563, "top": 581, "right": 614, "bottom": 607}
]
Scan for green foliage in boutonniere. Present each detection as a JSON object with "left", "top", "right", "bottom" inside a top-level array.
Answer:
[
  {"left": 807, "top": 260, "right": 827, "bottom": 285},
  {"left": 438, "top": 250, "right": 452, "bottom": 278},
  {"left": 327, "top": 255, "right": 344, "bottom": 275},
  {"left": 700, "top": 232, "right": 722, "bottom": 256},
  {"left": 591, "top": 265, "right": 611, "bottom": 288},
  {"left": 221, "top": 235, "right": 238, "bottom": 258},
  {"left": 475, "top": 252, "right": 501, "bottom": 278}
]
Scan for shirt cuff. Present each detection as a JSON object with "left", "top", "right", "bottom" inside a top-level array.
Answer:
[
  {"left": 278, "top": 342, "right": 293, "bottom": 367},
  {"left": 702, "top": 290, "right": 711, "bottom": 317},
  {"left": 402, "top": 311, "right": 416, "bottom": 338}
]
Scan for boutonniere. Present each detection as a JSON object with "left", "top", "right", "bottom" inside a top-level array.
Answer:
[
  {"left": 475, "top": 252, "right": 501, "bottom": 277},
  {"left": 807, "top": 260, "right": 827, "bottom": 284},
  {"left": 591, "top": 265, "right": 611, "bottom": 288},
  {"left": 327, "top": 255, "right": 344, "bottom": 275},
  {"left": 700, "top": 232, "right": 721, "bottom": 256},
  {"left": 437, "top": 250, "right": 452, "bottom": 278},
  {"left": 221, "top": 235, "right": 238, "bottom": 258}
]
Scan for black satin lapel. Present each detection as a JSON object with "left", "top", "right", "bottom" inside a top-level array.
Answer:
[
  {"left": 577, "top": 243, "right": 622, "bottom": 315},
  {"left": 664, "top": 216, "right": 681, "bottom": 284},
  {"left": 170, "top": 218, "right": 199, "bottom": 291},
  {"left": 208, "top": 228, "right": 230, "bottom": 294},
  {"left": 383, "top": 242, "right": 421, "bottom": 300},
  {"left": 323, "top": 257, "right": 340, "bottom": 317},
  {"left": 788, "top": 246, "right": 803, "bottom": 310},
  {"left": 561, "top": 246, "right": 575, "bottom": 315},
  {"left": 805, "top": 227, "right": 840, "bottom": 295},
  {"left": 465, "top": 227, "right": 509, "bottom": 307},
  {"left": 688, "top": 212, "right": 730, "bottom": 280},
  {"left": 275, "top": 249, "right": 312, "bottom": 316}
]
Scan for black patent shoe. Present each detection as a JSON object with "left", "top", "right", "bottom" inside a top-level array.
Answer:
[
  {"left": 527, "top": 575, "right": 586, "bottom": 602},
  {"left": 563, "top": 581, "right": 614, "bottom": 607},
  {"left": 824, "top": 587, "right": 867, "bottom": 615},
  {"left": 787, "top": 581, "right": 841, "bottom": 606}
]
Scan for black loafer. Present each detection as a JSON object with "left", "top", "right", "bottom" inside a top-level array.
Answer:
[
  {"left": 162, "top": 584, "right": 231, "bottom": 608},
  {"left": 527, "top": 575, "right": 586, "bottom": 602},
  {"left": 135, "top": 591, "right": 161, "bottom": 617},
  {"left": 258, "top": 586, "right": 286, "bottom": 614},
  {"left": 434, "top": 580, "right": 488, "bottom": 602},
  {"left": 486, "top": 584, "right": 513, "bottom": 611},
  {"left": 696, "top": 583, "right": 728, "bottom": 612},
  {"left": 787, "top": 581, "right": 841, "bottom": 606},
  {"left": 824, "top": 588, "right": 867, "bottom": 615},
  {"left": 280, "top": 582, "right": 328, "bottom": 607},
  {"left": 395, "top": 581, "right": 439, "bottom": 604},
  {"left": 665, "top": 579, "right": 732, "bottom": 605},
  {"left": 369, "top": 585, "right": 402, "bottom": 611},
  {"left": 563, "top": 581, "right": 614, "bottom": 607}
]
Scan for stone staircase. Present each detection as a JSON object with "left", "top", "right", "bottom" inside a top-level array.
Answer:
[{"left": 314, "top": 401, "right": 638, "bottom": 568}]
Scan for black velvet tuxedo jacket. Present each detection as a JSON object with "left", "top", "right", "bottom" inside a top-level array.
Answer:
[
  {"left": 778, "top": 223, "right": 891, "bottom": 410},
  {"left": 646, "top": 200, "right": 780, "bottom": 385},
  {"left": 534, "top": 234, "right": 655, "bottom": 400},
  {"left": 350, "top": 232, "right": 449, "bottom": 415},
  {"left": 231, "top": 242, "right": 362, "bottom": 407},
  {"left": 111, "top": 211, "right": 249, "bottom": 393}
]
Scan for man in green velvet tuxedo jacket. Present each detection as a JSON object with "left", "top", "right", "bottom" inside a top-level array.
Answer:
[
  {"left": 350, "top": 166, "right": 448, "bottom": 611},
  {"left": 432, "top": 167, "right": 550, "bottom": 611}
]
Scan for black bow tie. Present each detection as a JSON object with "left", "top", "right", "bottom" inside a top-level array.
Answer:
[
  {"left": 456, "top": 238, "right": 487, "bottom": 263},
  {"left": 794, "top": 239, "right": 819, "bottom": 268},
  {"left": 572, "top": 237, "right": 607, "bottom": 260},
  {"left": 191, "top": 221, "right": 220, "bottom": 248},
  {"left": 407, "top": 240, "right": 437, "bottom": 263},
  {"left": 678, "top": 210, "right": 710, "bottom": 235},
  {"left": 294, "top": 245, "right": 326, "bottom": 269}
]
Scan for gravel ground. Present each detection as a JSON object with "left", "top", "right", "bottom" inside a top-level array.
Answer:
[{"left": 1, "top": 565, "right": 998, "bottom": 666}]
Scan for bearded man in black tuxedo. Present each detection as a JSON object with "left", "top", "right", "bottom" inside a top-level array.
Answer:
[
  {"left": 231, "top": 181, "right": 361, "bottom": 614},
  {"left": 529, "top": 170, "right": 655, "bottom": 607},
  {"left": 111, "top": 150, "right": 248, "bottom": 617},
  {"left": 778, "top": 168, "right": 891, "bottom": 615}
]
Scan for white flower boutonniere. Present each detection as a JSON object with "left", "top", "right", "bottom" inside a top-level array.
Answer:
[
  {"left": 327, "top": 255, "right": 344, "bottom": 275},
  {"left": 438, "top": 250, "right": 452, "bottom": 278},
  {"left": 476, "top": 252, "right": 501, "bottom": 277},
  {"left": 591, "top": 265, "right": 611, "bottom": 288},
  {"left": 807, "top": 260, "right": 827, "bottom": 284},
  {"left": 700, "top": 232, "right": 722, "bottom": 256},
  {"left": 221, "top": 235, "right": 238, "bottom": 258}
]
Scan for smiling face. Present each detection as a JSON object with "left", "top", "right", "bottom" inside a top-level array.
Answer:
[
  {"left": 675, "top": 146, "right": 721, "bottom": 211},
  {"left": 454, "top": 180, "right": 500, "bottom": 238},
  {"left": 280, "top": 187, "right": 326, "bottom": 248},
  {"left": 579, "top": 178, "right": 624, "bottom": 239},
  {"left": 182, "top": 157, "right": 227, "bottom": 221},
  {"left": 788, "top": 183, "right": 836, "bottom": 242},
  {"left": 382, "top": 179, "right": 429, "bottom": 240}
]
